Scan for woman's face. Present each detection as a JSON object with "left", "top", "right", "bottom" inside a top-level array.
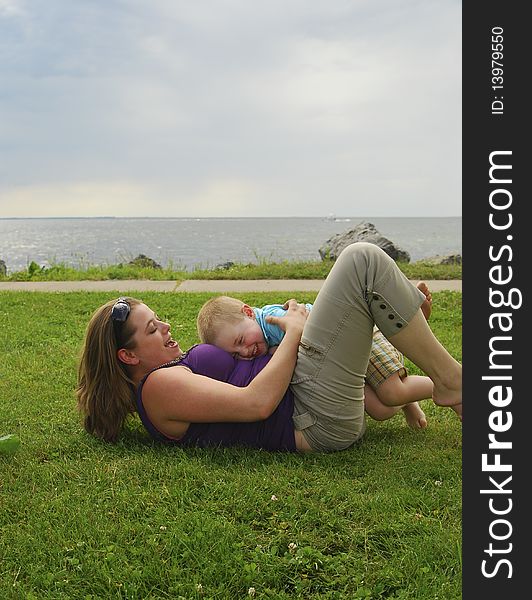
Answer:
[{"left": 126, "top": 303, "right": 183, "bottom": 371}]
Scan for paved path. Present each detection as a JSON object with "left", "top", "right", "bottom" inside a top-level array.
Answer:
[{"left": 0, "top": 279, "right": 461, "bottom": 293}]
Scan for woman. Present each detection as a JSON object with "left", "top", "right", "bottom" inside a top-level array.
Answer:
[{"left": 77, "top": 243, "right": 462, "bottom": 452}]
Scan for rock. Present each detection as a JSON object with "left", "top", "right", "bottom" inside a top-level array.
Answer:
[
  {"left": 0, "top": 260, "right": 6, "bottom": 277},
  {"left": 319, "top": 221, "right": 411, "bottom": 263},
  {"left": 128, "top": 254, "right": 162, "bottom": 269},
  {"left": 420, "top": 254, "right": 462, "bottom": 265}
]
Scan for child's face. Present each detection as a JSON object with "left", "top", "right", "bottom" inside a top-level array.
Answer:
[{"left": 214, "top": 317, "right": 268, "bottom": 359}]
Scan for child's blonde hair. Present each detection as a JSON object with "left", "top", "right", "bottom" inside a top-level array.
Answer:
[{"left": 197, "top": 295, "right": 247, "bottom": 344}]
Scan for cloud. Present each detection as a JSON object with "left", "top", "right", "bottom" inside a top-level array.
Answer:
[
  {"left": 0, "top": 177, "right": 261, "bottom": 218},
  {"left": 0, "top": 0, "right": 26, "bottom": 17},
  {"left": 0, "top": 181, "right": 154, "bottom": 217},
  {"left": 0, "top": 0, "right": 461, "bottom": 217},
  {"left": 185, "top": 178, "right": 258, "bottom": 216}
]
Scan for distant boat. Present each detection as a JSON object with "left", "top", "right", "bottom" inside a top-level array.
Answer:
[{"left": 325, "top": 213, "right": 351, "bottom": 223}]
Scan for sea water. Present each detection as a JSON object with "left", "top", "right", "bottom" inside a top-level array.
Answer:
[{"left": 0, "top": 216, "right": 461, "bottom": 273}]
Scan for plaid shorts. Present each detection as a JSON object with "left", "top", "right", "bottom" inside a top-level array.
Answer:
[{"left": 365, "top": 329, "right": 407, "bottom": 389}]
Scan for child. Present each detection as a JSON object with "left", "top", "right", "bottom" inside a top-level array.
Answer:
[{"left": 197, "top": 283, "right": 435, "bottom": 429}]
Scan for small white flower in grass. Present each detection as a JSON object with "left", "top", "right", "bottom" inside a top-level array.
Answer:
[
  {"left": 435, "top": 480, "right": 443, "bottom": 487},
  {"left": 248, "top": 587, "right": 256, "bottom": 597},
  {"left": 288, "top": 542, "right": 297, "bottom": 553},
  {"left": 159, "top": 525, "right": 167, "bottom": 531},
  {"left": 196, "top": 583, "right": 204, "bottom": 594},
  {"left": 271, "top": 494, "right": 278, "bottom": 501}
]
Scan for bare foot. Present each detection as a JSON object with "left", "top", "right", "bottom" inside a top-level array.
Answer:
[
  {"left": 433, "top": 368, "right": 462, "bottom": 421},
  {"left": 402, "top": 402, "right": 428, "bottom": 429},
  {"left": 417, "top": 281, "right": 432, "bottom": 321}
]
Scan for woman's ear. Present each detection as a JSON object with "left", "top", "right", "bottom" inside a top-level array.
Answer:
[
  {"left": 117, "top": 348, "right": 139, "bottom": 366},
  {"left": 241, "top": 304, "right": 254, "bottom": 318}
]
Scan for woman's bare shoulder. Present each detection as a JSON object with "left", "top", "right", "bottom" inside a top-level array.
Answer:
[
  {"left": 143, "top": 364, "right": 193, "bottom": 394},
  {"left": 140, "top": 365, "right": 197, "bottom": 426},
  {"left": 140, "top": 366, "right": 194, "bottom": 439}
]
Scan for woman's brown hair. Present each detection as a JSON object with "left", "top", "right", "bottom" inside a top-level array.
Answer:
[{"left": 76, "top": 297, "right": 142, "bottom": 442}]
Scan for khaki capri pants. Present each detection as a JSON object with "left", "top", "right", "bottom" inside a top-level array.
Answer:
[{"left": 290, "top": 242, "right": 425, "bottom": 452}]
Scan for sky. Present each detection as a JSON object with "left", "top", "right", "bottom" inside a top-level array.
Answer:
[{"left": 0, "top": 0, "right": 461, "bottom": 218}]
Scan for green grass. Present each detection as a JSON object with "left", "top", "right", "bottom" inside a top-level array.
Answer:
[
  {"left": 0, "top": 291, "right": 462, "bottom": 599},
  {"left": 1, "top": 259, "right": 461, "bottom": 282}
]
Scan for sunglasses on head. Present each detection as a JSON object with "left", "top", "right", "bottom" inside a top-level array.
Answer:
[
  {"left": 111, "top": 298, "right": 132, "bottom": 348},
  {"left": 111, "top": 297, "right": 131, "bottom": 323}
]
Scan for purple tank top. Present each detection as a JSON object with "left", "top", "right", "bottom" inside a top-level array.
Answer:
[{"left": 135, "top": 344, "right": 296, "bottom": 452}]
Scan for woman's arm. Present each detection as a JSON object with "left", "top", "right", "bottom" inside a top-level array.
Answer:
[{"left": 144, "top": 300, "right": 307, "bottom": 426}]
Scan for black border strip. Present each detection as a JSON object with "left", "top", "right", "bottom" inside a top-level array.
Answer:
[{"left": 463, "top": 2, "right": 529, "bottom": 597}]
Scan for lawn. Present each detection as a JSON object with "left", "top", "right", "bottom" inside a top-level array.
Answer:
[
  {"left": 0, "top": 291, "right": 462, "bottom": 600},
  {"left": 1, "top": 260, "right": 462, "bottom": 282}
]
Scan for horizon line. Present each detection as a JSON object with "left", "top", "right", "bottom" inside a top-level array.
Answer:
[{"left": 0, "top": 215, "right": 463, "bottom": 220}]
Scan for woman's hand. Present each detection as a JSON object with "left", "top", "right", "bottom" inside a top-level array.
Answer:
[
  {"left": 147, "top": 299, "right": 309, "bottom": 429},
  {"left": 266, "top": 299, "right": 308, "bottom": 336}
]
